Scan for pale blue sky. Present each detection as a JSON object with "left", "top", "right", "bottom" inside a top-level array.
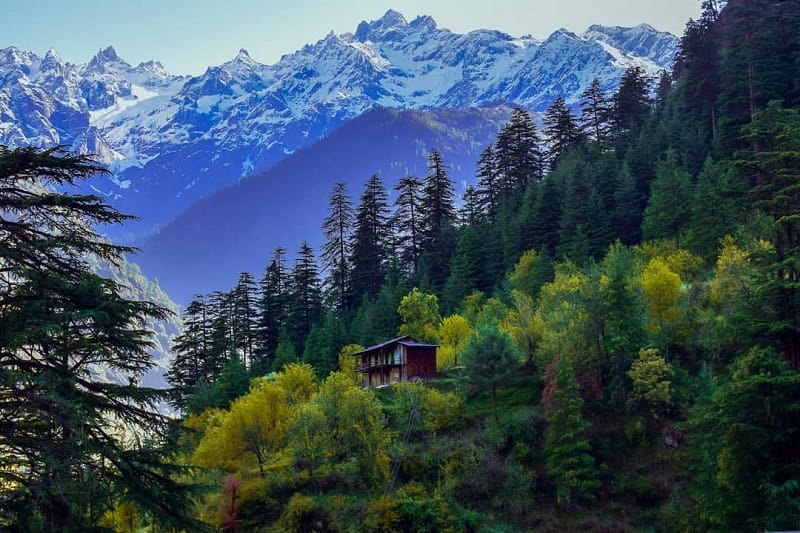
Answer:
[{"left": 4, "top": 0, "right": 702, "bottom": 75}]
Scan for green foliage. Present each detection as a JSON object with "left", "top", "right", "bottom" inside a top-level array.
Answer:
[
  {"left": 642, "top": 151, "right": 693, "bottom": 245},
  {"left": 272, "top": 330, "right": 298, "bottom": 372},
  {"left": 627, "top": 348, "right": 674, "bottom": 422},
  {"left": 397, "top": 287, "right": 441, "bottom": 343},
  {"left": 543, "top": 356, "right": 600, "bottom": 506},
  {"left": 435, "top": 313, "right": 472, "bottom": 369},
  {"left": 0, "top": 146, "right": 202, "bottom": 530},
  {"left": 463, "top": 326, "right": 519, "bottom": 423},
  {"left": 392, "top": 381, "right": 464, "bottom": 434},
  {"left": 685, "top": 347, "right": 800, "bottom": 531}
]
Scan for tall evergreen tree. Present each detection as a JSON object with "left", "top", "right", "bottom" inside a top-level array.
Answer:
[
  {"left": 475, "top": 143, "right": 501, "bottom": 221},
  {"left": 543, "top": 356, "right": 599, "bottom": 506},
  {"left": 231, "top": 271, "right": 258, "bottom": 370},
  {"left": 167, "top": 295, "right": 210, "bottom": 410},
  {"left": 494, "top": 108, "right": 544, "bottom": 194},
  {"left": 321, "top": 182, "right": 355, "bottom": 311},
  {"left": 743, "top": 102, "right": 800, "bottom": 368},
  {"left": 580, "top": 78, "right": 612, "bottom": 144},
  {"left": 530, "top": 174, "right": 563, "bottom": 254},
  {"left": 287, "top": 242, "right": 323, "bottom": 351},
  {"left": 421, "top": 149, "right": 457, "bottom": 246},
  {"left": 350, "top": 174, "right": 390, "bottom": 302},
  {"left": 543, "top": 96, "right": 583, "bottom": 166},
  {"left": 459, "top": 185, "right": 485, "bottom": 226},
  {"left": 613, "top": 66, "right": 652, "bottom": 143},
  {"left": 0, "top": 146, "right": 199, "bottom": 529},
  {"left": 642, "top": 151, "right": 693, "bottom": 246},
  {"left": 255, "top": 247, "right": 289, "bottom": 374},
  {"left": 392, "top": 176, "right": 423, "bottom": 274}
]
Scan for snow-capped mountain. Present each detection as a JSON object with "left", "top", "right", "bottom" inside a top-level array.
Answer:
[{"left": 0, "top": 10, "right": 679, "bottom": 239}]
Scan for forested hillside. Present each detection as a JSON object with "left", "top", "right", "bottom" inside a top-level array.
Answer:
[
  {"left": 162, "top": 1, "right": 800, "bottom": 530},
  {"left": 2, "top": 0, "right": 800, "bottom": 530}
]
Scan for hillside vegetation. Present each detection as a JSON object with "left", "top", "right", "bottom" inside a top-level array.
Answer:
[{"left": 2, "top": 0, "right": 800, "bottom": 530}]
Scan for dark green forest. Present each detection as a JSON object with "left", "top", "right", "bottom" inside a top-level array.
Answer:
[{"left": 2, "top": 0, "right": 800, "bottom": 530}]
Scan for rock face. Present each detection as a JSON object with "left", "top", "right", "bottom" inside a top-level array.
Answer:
[{"left": 0, "top": 12, "right": 679, "bottom": 240}]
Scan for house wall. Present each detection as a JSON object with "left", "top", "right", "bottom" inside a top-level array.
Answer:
[{"left": 404, "top": 346, "right": 436, "bottom": 381}]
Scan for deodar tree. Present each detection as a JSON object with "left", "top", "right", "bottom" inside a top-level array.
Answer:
[{"left": 0, "top": 146, "right": 201, "bottom": 530}]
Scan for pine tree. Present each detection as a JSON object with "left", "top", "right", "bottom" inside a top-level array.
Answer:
[
  {"left": 475, "top": 143, "right": 500, "bottom": 221},
  {"left": 421, "top": 149, "right": 457, "bottom": 246},
  {"left": 287, "top": 242, "right": 323, "bottom": 351},
  {"left": 494, "top": 108, "right": 544, "bottom": 194},
  {"left": 231, "top": 271, "right": 258, "bottom": 370},
  {"left": 207, "top": 289, "right": 234, "bottom": 369},
  {"left": 459, "top": 185, "right": 484, "bottom": 227},
  {"left": 321, "top": 182, "right": 354, "bottom": 310},
  {"left": 580, "top": 78, "right": 612, "bottom": 144},
  {"left": 0, "top": 146, "right": 199, "bottom": 529},
  {"left": 613, "top": 66, "right": 652, "bottom": 143},
  {"left": 543, "top": 96, "right": 583, "bottom": 166},
  {"left": 392, "top": 176, "right": 423, "bottom": 274},
  {"left": 743, "top": 102, "right": 800, "bottom": 368},
  {"left": 543, "top": 356, "right": 599, "bottom": 506},
  {"left": 530, "top": 174, "right": 562, "bottom": 254},
  {"left": 642, "top": 151, "right": 693, "bottom": 246},
  {"left": 167, "top": 295, "right": 211, "bottom": 410},
  {"left": 610, "top": 162, "right": 644, "bottom": 245},
  {"left": 254, "top": 247, "right": 289, "bottom": 374},
  {"left": 350, "top": 174, "right": 390, "bottom": 302}
]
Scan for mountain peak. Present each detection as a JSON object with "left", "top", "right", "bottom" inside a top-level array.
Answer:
[
  {"left": 354, "top": 9, "right": 411, "bottom": 42},
  {"left": 42, "top": 48, "right": 63, "bottom": 65},
  {"left": 86, "top": 45, "right": 129, "bottom": 71},
  {"left": 409, "top": 15, "right": 437, "bottom": 31},
  {"left": 95, "top": 45, "right": 119, "bottom": 62},
  {"left": 376, "top": 9, "right": 408, "bottom": 28}
]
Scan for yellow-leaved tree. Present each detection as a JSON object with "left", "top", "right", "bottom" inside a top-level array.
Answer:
[
  {"left": 500, "top": 289, "right": 540, "bottom": 367},
  {"left": 436, "top": 314, "right": 472, "bottom": 369},
  {"left": 398, "top": 287, "right": 441, "bottom": 342},
  {"left": 289, "top": 371, "right": 392, "bottom": 485},
  {"left": 533, "top": 263, "right": 594, "bottom": 374},
  {"left": 639, "top": 257, "right": 683, "bottom": 351},
  {"left": 337, "top": 343, "right": 365, "bottom": 385},
  {"left": 276, "top": 362, "right": 317, "bottom": 406},
  {"left": 192, "top": 380, "right": 290, "bottom": 477}
]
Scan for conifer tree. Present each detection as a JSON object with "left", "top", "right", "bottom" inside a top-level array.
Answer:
[
  {"left": 494, "top": 108, "right": 543, "bottom": 194},
  {"left": 642, "top": 151, "right": 693, "bottom": 246},
  {"left": 421, "top": 149, "right": 457, "bottom": 246},
  {"left": 543, "top": 356, "right": 599, "bottom": 506},
  {"left": 255, "top": 247, "right": 288, "bottom": 373},
  {"left": 459, "top": 185, "right": 484, "bottom": 226},
  {"left": 231, "top": 271, "right": 258, "bottom": 370},
  {"left": 392, "top": 176, "right": 423, "bottom": 274},
  {"left": 462, "top": 327, "right": 518, "bottom": 424},
  {"left": 543, "top": 96, "right": 583, "bottom": 166},
  {"left": 613, "top": 66, "right": 652, "bottom": 143},
  {"left": 350, "top": 174, "right": 390, "bottom": 302},
  {"left": 167, "top": 295, "right": 210, "bottom": 410},
  {"left": 530, "top": 174, "right": 562, "bottom": 254},
  {"left": 610, "top": 162, "right": 644, "bottom": 245},
  {"left": 580, "top": 78, "right": 612, "bottom": 143},
  {"left": 475, "top": 143, "right": 500, "bottom": 221},
  {"left": 287, "top": 242, "right": 323, "bottom": 351},
  {"left": 321, "top": 182, "right": 354, "bottom": 310},
  {"left": 0, "top": 146, "right": 199, "bottom": 529},
  {"left": 207, "top": 289, "right": 235, "bottom": 369}
]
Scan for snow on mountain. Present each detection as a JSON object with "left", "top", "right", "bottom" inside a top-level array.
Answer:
[{"left": 0, "top": 12, "right": 679, "bottom": 240}]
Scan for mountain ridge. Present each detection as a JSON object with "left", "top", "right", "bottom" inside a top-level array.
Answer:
[{"left": 0, "top": 11, "right": 679, "bottom": 241}]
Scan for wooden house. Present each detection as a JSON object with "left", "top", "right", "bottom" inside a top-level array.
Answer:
[{"left": 355, "top": 336, "right": 437, "bottom": 388}]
